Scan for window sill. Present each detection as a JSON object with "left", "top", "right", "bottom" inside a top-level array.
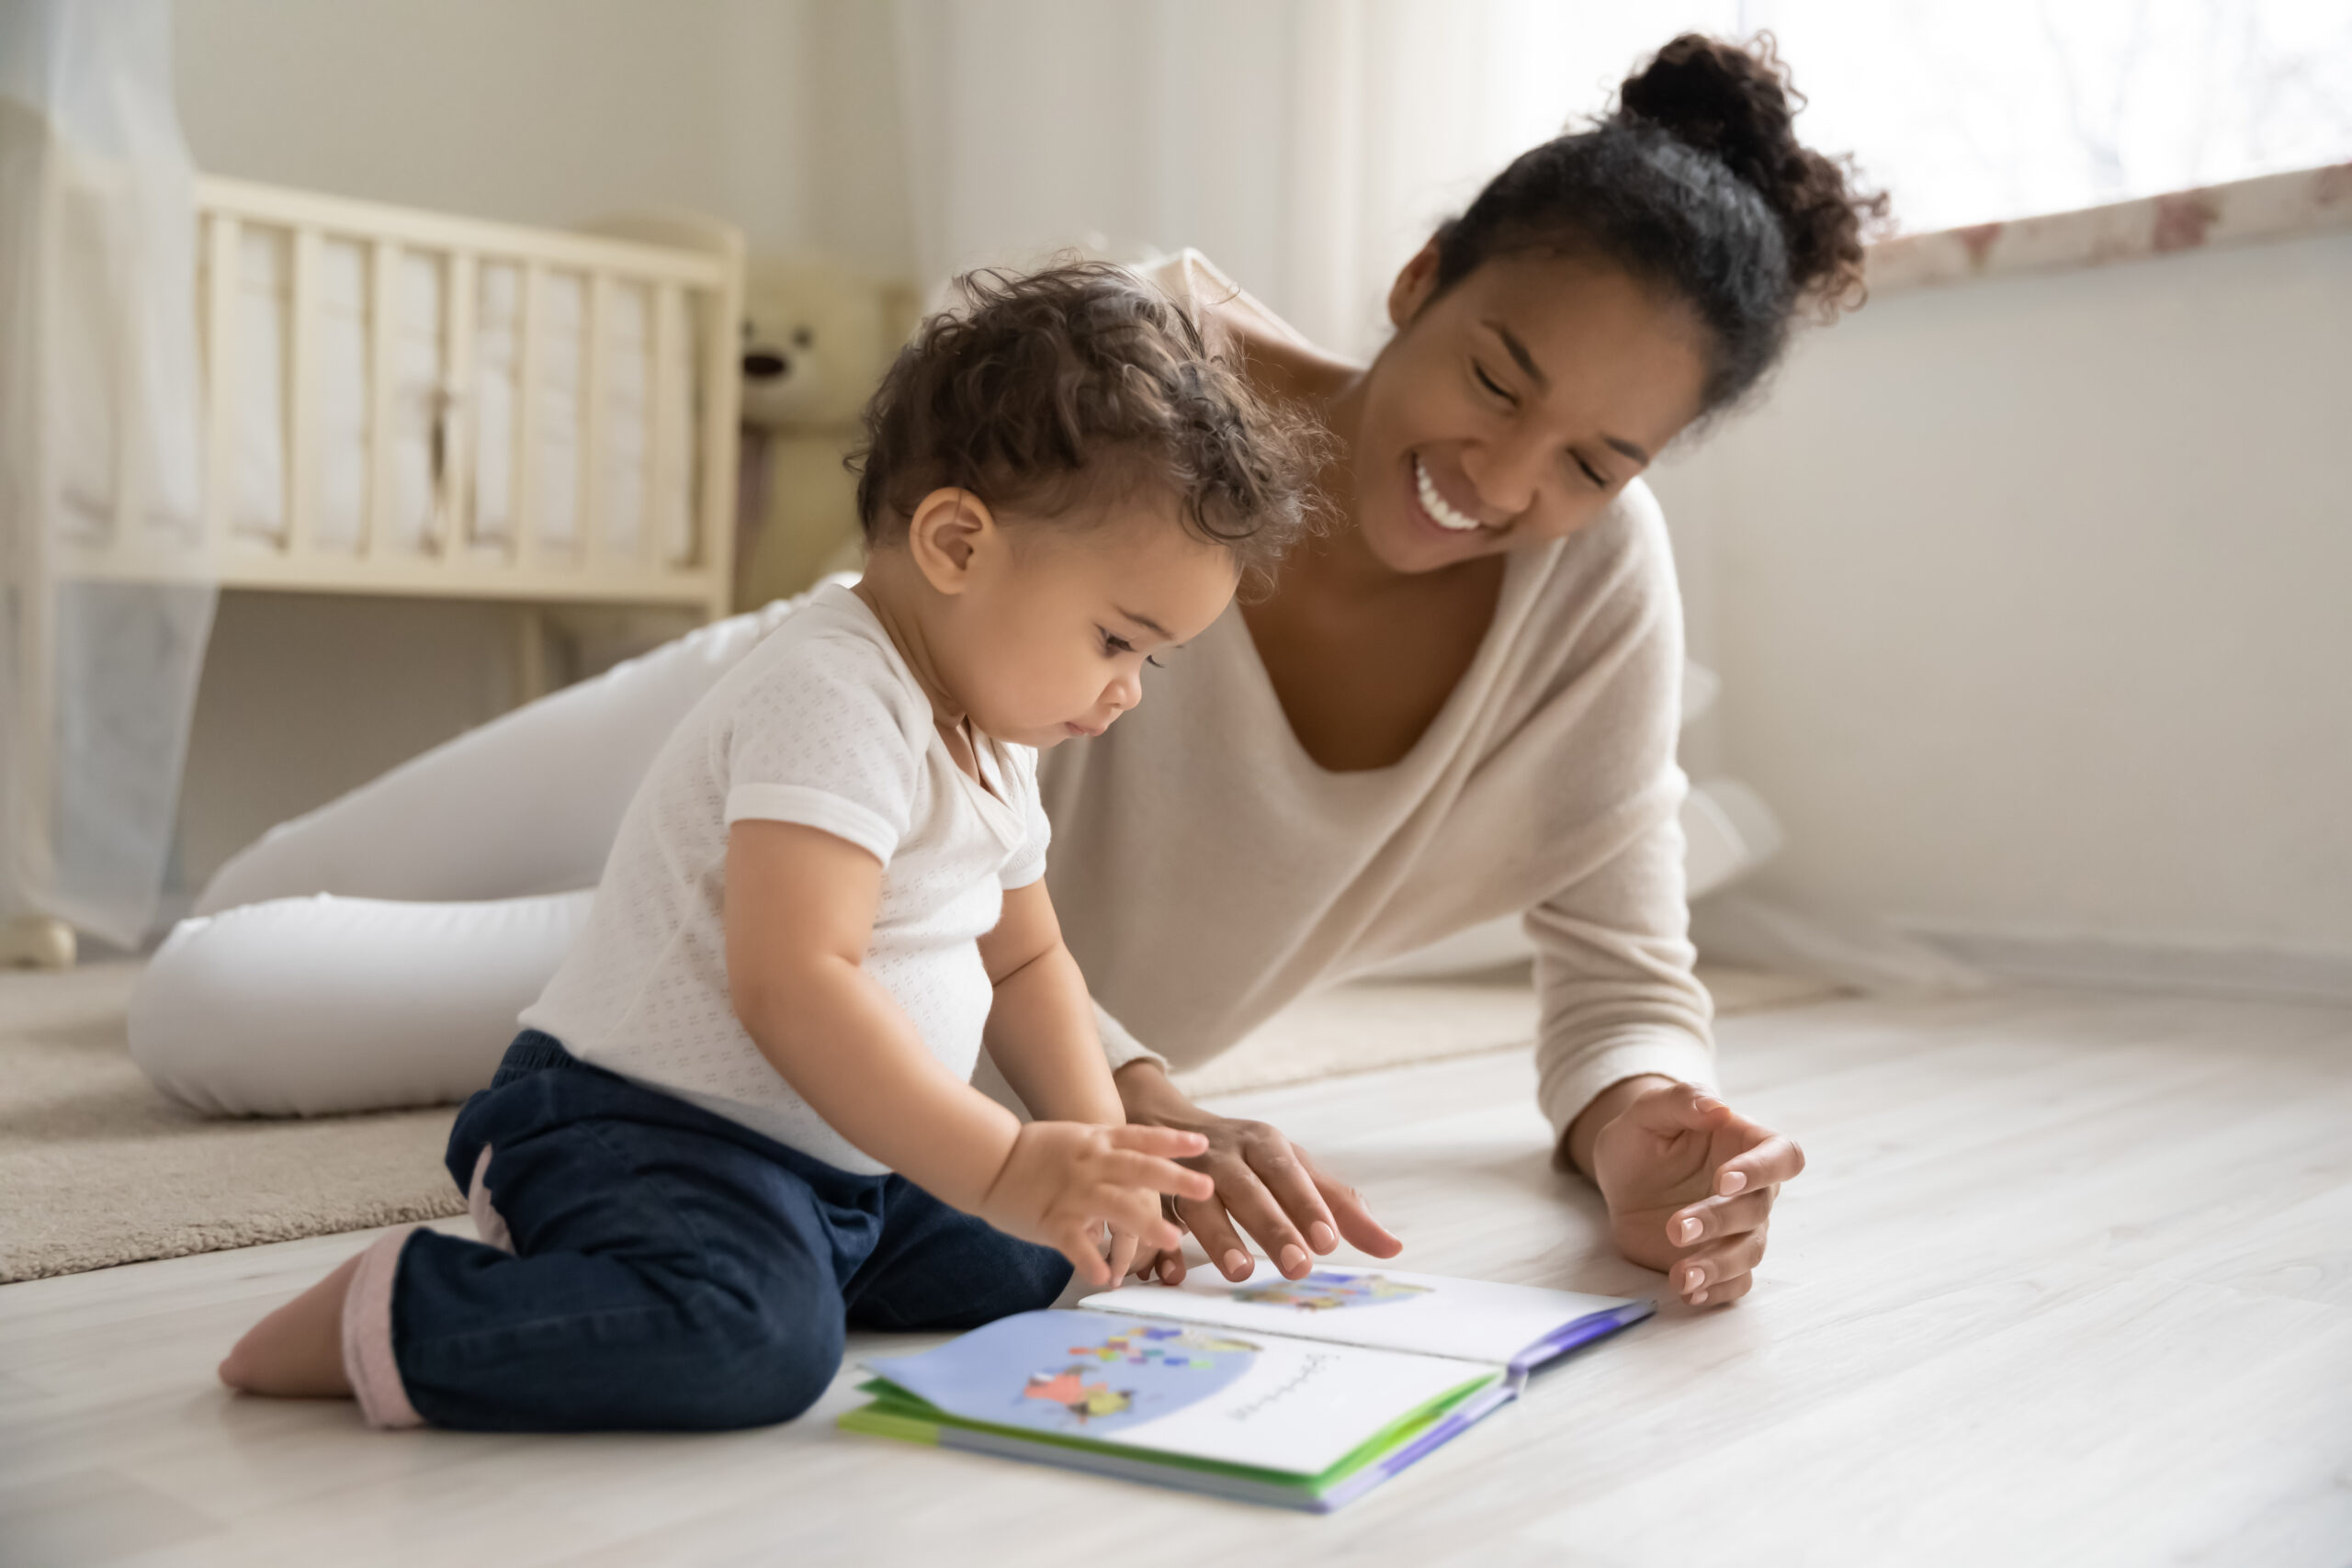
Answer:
[{"left": 1864, "top": 161, "right": 2352, "bottom": 297}]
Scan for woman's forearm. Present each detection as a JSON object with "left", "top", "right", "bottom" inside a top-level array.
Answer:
[{"left": 1113, "top": 1056, "right": 1193, "bottom": 1122}]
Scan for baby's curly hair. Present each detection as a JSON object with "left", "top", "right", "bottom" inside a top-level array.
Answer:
[{"left": 852, "top": 261, "right": 1322, "bottom": 591}]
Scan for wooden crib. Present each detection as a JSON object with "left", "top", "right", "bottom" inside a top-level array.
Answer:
[
  {"left": 60, "top": 175, "right": 744, "bottom": 626},
  {"left": 9, "top": 177, "right": 745, "bottom": 969}
]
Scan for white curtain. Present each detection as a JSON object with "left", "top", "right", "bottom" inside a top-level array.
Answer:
[
  {"left": 0, "top": 0, "right": 212, "bottom": 948},
  {"left": 889, "top": 0, "right": 1739, "bottom": 358}
]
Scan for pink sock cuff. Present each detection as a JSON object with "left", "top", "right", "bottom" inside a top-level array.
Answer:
[{"left": 341, "top": 1227, "right": 425, "bottom": 1429}]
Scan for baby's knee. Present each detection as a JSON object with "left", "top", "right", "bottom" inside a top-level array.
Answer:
[{"left": 671, "top": 1288, "right": 844, "bottom": 1429}]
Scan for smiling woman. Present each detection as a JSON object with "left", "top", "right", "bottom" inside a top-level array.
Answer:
[
  {"left": 1064, "top": 37, "right": 1879, "bottom": 1305},
  {"left": 134, "top": 34, "right": 1876, "bottom": 1327}
]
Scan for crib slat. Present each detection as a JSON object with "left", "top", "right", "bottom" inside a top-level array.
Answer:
[
  {"left": 437, "top": 251, "right": 477, "bottom": 560},
  {"left": 285, "top": 226, "right": 322, "bottom": 558},
  {"left": 695, "top": 270, "right": 742, "bottom": 605},
  {"left": 513, "top": 262, "right": 543, "bottom": 569},
  {"left": 647, "top": 283, "right": 680, "bottom": 571},
  {"left": 365, "top": 240, "right": 398, "bottom": 558},
  {"left": 201, "top": 212, "right": 241, "bottom": 556},
  {"left": 582, "top": 272, "right": 609, "bottom": 569}
]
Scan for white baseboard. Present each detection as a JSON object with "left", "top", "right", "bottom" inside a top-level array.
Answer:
[{"left": 1902, "top": 923, "right": 2352, "bottom": 1006}]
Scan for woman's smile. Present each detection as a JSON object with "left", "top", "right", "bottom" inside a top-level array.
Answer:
[
  {"left": 1412, "top": 453, "right": 1500, "bottom": 534},
  {"left": 1396, "top": 451, "right": 1508, "bottom": 556}
]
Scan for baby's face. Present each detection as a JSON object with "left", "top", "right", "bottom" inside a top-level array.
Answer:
[{"left": 946, "top": 499, "right": 1241, "bottom": 750}]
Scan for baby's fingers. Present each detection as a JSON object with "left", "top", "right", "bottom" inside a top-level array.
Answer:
[
  {"left": 1055, "top": 1224, "right": 1116, "bottom": 1287},
  {"left": 1092, "top": 1186, "right": 1185, "bottom": 1254},
  {"left": 1102, "top": 1148, "right": 1216, "bottom": 1203},
  {"left": 1105, "top": 1226, "right": 1140, "bottom": 1285},
  {"left": 1107, "top": 1125, "right": 1211, "bottom": 1161}
]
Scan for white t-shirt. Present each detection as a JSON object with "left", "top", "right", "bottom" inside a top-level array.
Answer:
[{"left": 520, "top": 584, "right": 1051, "bottom": 1173}]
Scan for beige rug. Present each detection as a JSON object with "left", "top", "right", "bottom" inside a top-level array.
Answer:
[{"left": 0, "top": 960, "right": 1839, "bottom": 1283}]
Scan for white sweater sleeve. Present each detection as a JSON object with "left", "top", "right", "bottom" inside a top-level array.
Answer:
[
  {"left": 1094, "top": 998, "right": 1171, "bottom": 1076},
  {"left": 1526, "top": 810, "right": 1719, "bottom": 1151},
  {"left": 1523, "top": 488, "right": 1717, "bottom": 1149}
]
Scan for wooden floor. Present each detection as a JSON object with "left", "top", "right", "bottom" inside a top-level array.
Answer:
[{"left": 4, "top": 985, "right": 2348, "bottom": 1567}]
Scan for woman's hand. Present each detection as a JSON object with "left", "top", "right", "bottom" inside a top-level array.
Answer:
[
  {"left": 1114, "top": 1060, "right": 1402, "bottom": 1284},
  {"left": 1568, "top": 1076, "right": 1805, "bottom": 1308}
]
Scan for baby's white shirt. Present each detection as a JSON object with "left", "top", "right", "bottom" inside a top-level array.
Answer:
[{"left": 520, "top": 584, "right": 1050, "bottom": 1173}]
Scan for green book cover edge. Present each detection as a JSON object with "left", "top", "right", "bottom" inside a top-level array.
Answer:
[{"left": 838, "top": 1368, "right": 1498, "bottom": 1495}]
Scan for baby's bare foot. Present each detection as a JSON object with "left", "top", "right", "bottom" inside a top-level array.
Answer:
[{"left": 219, "top": 1252, "right": 362, "bottom": 1397}]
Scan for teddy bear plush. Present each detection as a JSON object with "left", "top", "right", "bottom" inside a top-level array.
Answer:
[{"left": 734, "top": 254, "right": 916, "bottom": 611}]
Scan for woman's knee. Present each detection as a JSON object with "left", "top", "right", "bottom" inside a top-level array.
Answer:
[
  {"left": 128, "top": 892, "right": 588, "bottom": 1117},
  {"left": 127, "top": 913, "right": 270, "bottom": 1114}
]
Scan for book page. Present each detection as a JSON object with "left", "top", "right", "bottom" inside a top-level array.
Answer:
[
  {"left": 859, "top": 1309, "right": 1494, "bottom": 1478},
  {"left": 1080, "top": 1266, "right": 1645, "bottom": 1366}
]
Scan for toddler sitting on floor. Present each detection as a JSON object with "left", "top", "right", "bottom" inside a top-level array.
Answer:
[{"left": 218, "top": 262, "right": 1318, "bottom": 1431}]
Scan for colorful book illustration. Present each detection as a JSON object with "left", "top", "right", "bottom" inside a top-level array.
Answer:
[{"left": 839, "top": 1265, "right": 1653, "bottom": 1511}]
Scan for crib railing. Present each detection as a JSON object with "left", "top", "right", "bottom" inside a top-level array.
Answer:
[{"left": 58, "top": 175, "right": 742, "bottom": 623}]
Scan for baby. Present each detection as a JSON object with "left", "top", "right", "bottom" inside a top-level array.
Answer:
[{"left": 218, "top": 263, "right": 1318, "bottom": 1431}]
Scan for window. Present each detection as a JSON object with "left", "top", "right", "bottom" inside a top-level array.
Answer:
[{"left": 1746, "top": 0, "right": 2352, "bottom": 232}]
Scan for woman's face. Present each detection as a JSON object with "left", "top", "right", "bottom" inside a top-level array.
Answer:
[{"left": 1347, "top": 244, "right": 1712, "bottom": 575}]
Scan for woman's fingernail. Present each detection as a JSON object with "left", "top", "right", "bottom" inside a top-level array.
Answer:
[
  {"left": 1719, "top": 1170, "right": 1747, "bottom": 1195},
  {"left": 1280, "top": 1245, "right": 1308, "bottom": 1275},
  {"left": 1690, "top": 1289, "right": 1709, "bottom": 1306},
  {"left": 1308, "top": 1222, "right": 1336, "bottom": 1253},
  {"left": 1677, "top": 1216, "right": 1702, "bottom": 1244},
  {"left": 1681, "top": 1266, "right": 1704, "bottom": 1292},
  {"left": 1223, "top": 1250, "right": 1250, "bottom": 1278}
]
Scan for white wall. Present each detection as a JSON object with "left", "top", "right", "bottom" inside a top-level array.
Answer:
[
  {"left": 889, "top": 0, "right": 1741, "bottom": 358},
  {"left": 172, "top": 0, "right": 908, "bottom": 261},
  {"left": 1649, "top": 230, "right": 2352, "bottom": 966}
]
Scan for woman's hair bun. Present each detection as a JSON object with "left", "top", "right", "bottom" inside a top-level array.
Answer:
[{"left": 1614, "top": 33, "right": 1885, "bottom": 314}]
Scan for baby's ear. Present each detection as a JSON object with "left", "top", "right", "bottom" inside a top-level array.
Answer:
[{"left": 904, "top": 487, "right": 996, "bottom": 593}]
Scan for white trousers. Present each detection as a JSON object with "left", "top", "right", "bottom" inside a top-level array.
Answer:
[{"left": 130, "top": 592, "right": 818, "bottom": 1116}]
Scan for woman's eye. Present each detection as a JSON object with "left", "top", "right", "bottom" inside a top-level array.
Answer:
[
  {"left": 1573, "top": 455, "right": 1607, "bottom": 488},
  {"left": 1472, "top": 362, "right": 1514, "bottom": 403}
]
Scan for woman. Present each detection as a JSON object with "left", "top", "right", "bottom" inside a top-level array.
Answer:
[{"left": 135, "top": 36, "right": 1881, "bottom": 1313}]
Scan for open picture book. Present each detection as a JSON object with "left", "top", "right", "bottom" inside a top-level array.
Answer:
[{"left": 838, "top": 1264, "right": 1654, "bottom": 1511}]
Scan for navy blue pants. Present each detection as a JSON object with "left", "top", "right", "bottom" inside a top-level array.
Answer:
[{"left": 370, "top": 1031, "right": 1071, "bottom": 1432}]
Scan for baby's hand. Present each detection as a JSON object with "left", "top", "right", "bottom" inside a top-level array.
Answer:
[{"left": 979, "top": 1122, "right": 1213, "bottom": 1286}]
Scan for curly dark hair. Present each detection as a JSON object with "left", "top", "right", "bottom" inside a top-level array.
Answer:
[
  {"left": 1430, "top": 33, "right": 1890, "bottom": 416},
  {"left": 852, "top": 261, "right": 1322, "bottom": 589}
]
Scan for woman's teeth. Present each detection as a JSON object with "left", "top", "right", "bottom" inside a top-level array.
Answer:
[{"left": 1414, "top": 457, "right": 1483, "bottom": 532}]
